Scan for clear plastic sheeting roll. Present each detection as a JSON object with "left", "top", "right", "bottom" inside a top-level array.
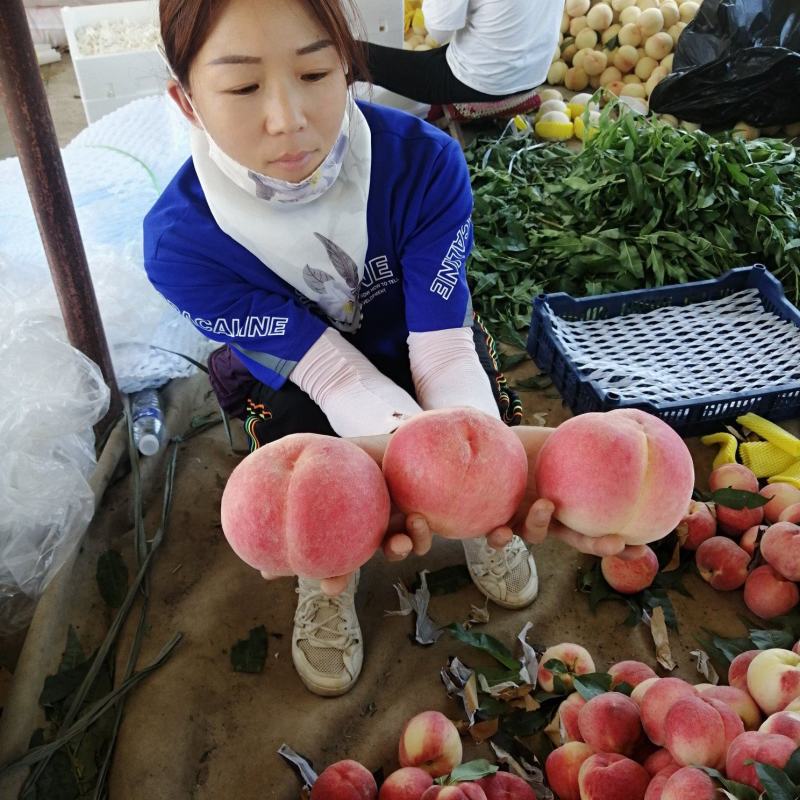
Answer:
[{"left": 0, "top": 314, "right": 109, "bottom": 633}]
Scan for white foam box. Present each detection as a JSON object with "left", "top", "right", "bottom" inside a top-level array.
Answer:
[
  {"left": 61, "top": 0, "right": 164, "bottom": 124},
  {"left": 352, "top": 0, "right": 404, "bottom": 48}
]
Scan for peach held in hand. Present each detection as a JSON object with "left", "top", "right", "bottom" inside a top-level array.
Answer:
[
  {"left": 577, "top": 692, "right": 643, "bottom": 755},
  {"left": 221, "top": 434, "right": 389, "bottom": 579},
  {"left": 601, "top": 546, "right": 659, "bottom": 594},
  {"left": 378, "top": 767, "right": 434, "bottom": 800},
  {"left": 694, "top": 536, "right": 750, "bottom": 590},
  {"left": 475, "top": 771, "right": 537, "bottom": 799},
  {"left": 545, "top": 742, "right": 595, "bottom": 800},
  {"left": 398, "top": 711, "right": 463, "bottom": 778},
  {"left": 578, "top": 753, "right": 650, "bottom": 800},
  {"left": 311, "top": 760, "right": 378, "bottom": 800},
  {"left": 533, "top": 409, "right": 695, "bottom": 545},
  {"left": 743, "top": 564, "right": 800, "bottom": 619},
  {"left": 537, "top": 643, "right": 595, "bottom": 693},
  {"left": 676, "top": 500, "right": 716, "bottom": 550},
  {"left": 382, "top": 408, "right": 527, "bottom": 538}
]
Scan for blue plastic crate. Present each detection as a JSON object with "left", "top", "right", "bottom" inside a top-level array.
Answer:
[{"left": 526, "top": 265, "right": 800, "bottom": 436}]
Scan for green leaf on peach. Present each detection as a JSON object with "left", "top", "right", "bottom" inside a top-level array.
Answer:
[
  {"left": 754, "top": 761, "right": 798, "bottom": 800},
  {"left": 449, "top": 759, "right": 499, "bottom": 783},
  {"left": 573, "top": 672, "right": 613, "bottom": 700},
  {"left": 710, "top": 488, "right": 770, "bottom": 510}
]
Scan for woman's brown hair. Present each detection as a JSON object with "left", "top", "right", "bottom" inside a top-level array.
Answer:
[{"left": 160, "top": 0, "right": 369, "bottom": 87}]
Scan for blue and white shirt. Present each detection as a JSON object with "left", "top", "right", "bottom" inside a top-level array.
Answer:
[{"left": 143, "top": 101, "right": 474, "bottom": 389}]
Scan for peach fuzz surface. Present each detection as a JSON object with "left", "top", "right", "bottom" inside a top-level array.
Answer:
[
  {"left": 533, "top": 409, "right": 694, "bottom": 545},
  {"left": 578, "top": 753, "right": 650, "bottom": 800},
  {"left": 220, "top": 433, "right": 389, "bottom": 579},
  {"left": 378, "top": 767, "right": 433, "bottom": 800},
  {"left": 744, "top": 565, "right": 800, "bottom": 619},
  {"left": 725, "top": 731, "right": 796, "bottom": 791},
  {"left": 382, "top": 408, "right": 527, "bottom": 538},
  {"left": 577, "top": 692, "right": 643, "bottom": 755},
  {"left": 537, "top": 643, "right": 595, "bottom": 693},
  {"left": 545, "top": 743, "right": 595, "bottom": 800},
  {"left": 475, "top": 771, "right": 537, "bottom": 799}
]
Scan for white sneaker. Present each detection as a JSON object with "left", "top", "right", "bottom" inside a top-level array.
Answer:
[
  {"left": 292, "top": 572, "right": 363, "bottom": 697},
  {"left": 463, "top": 535, "right": 539, "bottom": 609}
]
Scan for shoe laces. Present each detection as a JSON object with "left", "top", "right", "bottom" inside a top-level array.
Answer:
[
  {"left": 469, "top": 535, "right": 530, "bottom": 579},
  {"left": 294, "top": 582, "right": 359, "bottom": 651}
]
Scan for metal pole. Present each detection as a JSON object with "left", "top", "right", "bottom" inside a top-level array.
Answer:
[{"left": 0, "top": 0, "right": 123, "bottom": 438}]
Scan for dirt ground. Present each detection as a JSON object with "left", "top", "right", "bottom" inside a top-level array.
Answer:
[{"left": 3, "top": 353, "right": 778, "bottom": 800}]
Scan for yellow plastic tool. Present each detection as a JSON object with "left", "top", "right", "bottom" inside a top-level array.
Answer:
[
  {"left": 769, "top": 461, "right": 800, "bottom": 490},
  {"left": 700, "top": 432, "right": 738, "bottom": 469},
  {"left": 739, "top": 440, "right": 797, "bottom": 478},
  {"left": 736, "top": 413, "right": 800, "bottom": 458}
]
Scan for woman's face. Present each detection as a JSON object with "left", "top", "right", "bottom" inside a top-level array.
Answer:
[{"left": 173, "top": 0, "right": 349, "bottom": 182}]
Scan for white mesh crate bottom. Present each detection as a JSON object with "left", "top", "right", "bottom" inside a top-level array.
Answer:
[{"left": 544, "top": 289, "right": 800, "bottom": 403}]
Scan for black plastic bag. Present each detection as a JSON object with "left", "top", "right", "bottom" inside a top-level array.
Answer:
[{"left": 649, "top": 0, "right": 800, "bottom": 128}]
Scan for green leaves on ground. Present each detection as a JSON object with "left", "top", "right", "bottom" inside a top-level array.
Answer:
[
  {"left": 446, "top": 624, "right": 519, "bottom": 670},
  {"left": 230, "top": 625, "right": 269, "bottom": 674},
  {"left": 465, "top": 110, "right": 800, "bottom": 345}
]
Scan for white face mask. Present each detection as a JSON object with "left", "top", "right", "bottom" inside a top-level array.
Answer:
[{"left": 201, "top": 98, "right": 352, "bottom": 206}]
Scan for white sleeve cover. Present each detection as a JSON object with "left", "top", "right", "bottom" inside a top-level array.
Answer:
[
  {"left": 408, "top": 327, "right": 500, "bottom": 419},
  {"left": 289, "top": 328, "right": 422, "bottom": 437}
]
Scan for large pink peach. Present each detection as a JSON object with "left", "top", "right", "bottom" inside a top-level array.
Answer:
[
  {"left": 728, "top": 650, "right": 760, "bottom": 693},
  {"left": 709, "top": 464, "right": 759, "bottom": 493},
  {"left": 558, "top": 691, "right": 587, "bottom": 742},
  {"left": 694, "top": 536, "right": 750, "bottom": 590},
  {"left": 545, "top": 742, "right": 595, "bottom": 800},
  {"left": 643, "top": 765, "right": 680, "bottom": 800},
  {"left": 744, "top": 564, "right": 800, "bottom": 619},
  {"left": 311, "top": 760, "right": 378, "bottom": 799},
  {"left": 641, "top": 678, "right": 697, "bottom": 745},
  {"left": 537, "top": 643, "right": 595, "bottom": 693},
  {"left": 379, "top": 767, "right": 434, "bottom": 800},
  {"left": 578, "top": 753, "right": 650, "bottom": 800},
  {"left": 725, "top": 731, "right": 796, "bottom": 791},
  {"left": 601, "top": 546, "right": 659, "bottom": 594},
  {"left": 220, "top": 434, "right": 389, "bottom": 579},
  {"left": 398, "top": 711, "right": 463, "bottom": 778},
  {"left": 533, "top": 409, "right": 695, "bottom": 545},
  {"left": 475, "top": 771, "right": 537, "bottom": 799},
  {"left": 660, "top": 766, "right": 716, "bottom": 800},
  {"left": 420, "top": 785, "right": 486, "bottom": 800},
  {"left": 695, "top": 684, "right": 762, "bottom": 730},
  {"left": 608, "top": 660, "right": 657, "bottom": 689},
  {"left": 676, "top": 501, "right": 716, "bottom": 550},
  {"left": 759, "top": 710, "right": 800, "bottom": 744},
  {"left": 761, "top": 483, "right": 800, "bottom": 524},
  {"left": 578, "top": 692, "right": 643, "bottom": 755},
  {"left": 761, "top": 521, "right": 800, "bottom": 581},
  {"left": 382, "top": 408, "right": 527, "bottom": 538},
  {"left": 663, "top": 695, "right": 729, "bottom": 768}
]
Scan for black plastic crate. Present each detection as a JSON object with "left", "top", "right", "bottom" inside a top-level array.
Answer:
[{"left": 526, "top": 265, "right": 800, "bottom": 436}]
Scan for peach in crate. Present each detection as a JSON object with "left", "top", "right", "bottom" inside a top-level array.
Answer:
[
  {"left": 382, "top": 408, "right": 527, "bottom": 538},
  {"left": 534, "top": 409, "right": 694, "bottom": 545},
  {"left": 220, "top": 433, "right": 389, "bottom": 579}
]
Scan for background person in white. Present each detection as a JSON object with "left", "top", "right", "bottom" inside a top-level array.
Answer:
[{"left": 361, "top": 0, "right": 563, "bottom": 104}]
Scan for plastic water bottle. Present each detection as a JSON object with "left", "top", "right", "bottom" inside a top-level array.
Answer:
[{"left": 130, "top": 389, "right": 165, "bottom": 456}]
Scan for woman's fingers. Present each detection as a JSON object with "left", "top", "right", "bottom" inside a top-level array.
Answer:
[
  {"left": 406, "top": 513, "right": 433, "bottom": 556},
  {"left": 383, "top": 532, "right": 414, "bottom": 561},
  {"left": 320, "top": 573, "right": 351, "bottom": 596},
  {"left": 550, "top": 525, "right": 627, "bottom": 557},
  {"left": 486, "top": 526, "right": 514, "bottom": 549},
  {"left": 519, "top": 498, "right": 556, "bottom": 545}
]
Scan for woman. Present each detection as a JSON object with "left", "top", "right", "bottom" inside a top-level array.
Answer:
[
  {"left": 147, "top": 0, "right": 624, "bottom": 697},
  {"left": 363, "top": 0, "right": 563, "bottom": 105}
]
